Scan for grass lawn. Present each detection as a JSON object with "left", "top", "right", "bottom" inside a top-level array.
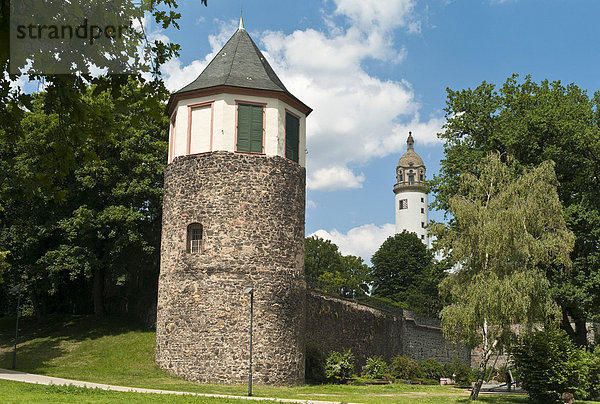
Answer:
[
  {"left": 0, "top": 314, "right": 587, "bottom": 403},
  {"left": 0, "top": 379, "right": 529, "bottom": 404},
  {"left": 0, "top": 380, "right": 248, "bottom": 404}
]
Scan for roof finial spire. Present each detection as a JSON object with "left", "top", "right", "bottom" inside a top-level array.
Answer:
[
  {"left": 239, "top": 9, "right": 245, "bottom": 30},
  {"left": 407, "top": 131, "right": 414, "bottom": 151}
]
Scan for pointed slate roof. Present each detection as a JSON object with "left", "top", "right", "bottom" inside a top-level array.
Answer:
[{"left": 167, "top": 24, "right": 311, "bottom": 115}]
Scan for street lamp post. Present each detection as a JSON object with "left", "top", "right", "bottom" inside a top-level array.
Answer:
[
  {"left": 244, "top": 286, "right": 254, "bottom": 397},
  {"left": 10, "top": 286, "right": 21, "bottom": 370}
]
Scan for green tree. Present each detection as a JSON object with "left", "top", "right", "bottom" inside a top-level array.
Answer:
[
  {"left": 513, "top": 326, "right": 590, "bottom": 403},
  {"left": 304, "top": 236, "right": 370, "bottom": 298},
  {"left": 305, "top": 236, "right": 343, "bottom": 290},
  {"left": 0, "top": 251, "right": 7, "bottom": 281},
  {"left": 431, "top": 74, "right": 600, "bottom": 346},
  {"left": 0, "top": 0, "right": 205, "bottom": 320},
  {"left": 371, "top": 232, "right": 446, "bottom": 317},
  {"left": 0, "top": 78, "right": 168, "bottom": 319},
  {"left": 431, "top": 154, "right": 574, "bottom": 400}
]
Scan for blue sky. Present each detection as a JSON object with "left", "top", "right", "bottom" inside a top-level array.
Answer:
[{"left": 116, "top": 1, "right": 600, "bottom": 262}]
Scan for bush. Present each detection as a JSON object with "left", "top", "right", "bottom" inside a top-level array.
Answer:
[
  {"left": 420, "top": 358, "right": 444, "bottom": 381},
  {"left": 362, "top": 355, "right": 388, "bottom": 379},
  {"left": 389, "top": 355, "right": 423, "bottom": 380},
  {"left": 305, "top": 345, "right": 326, "bottom": 384},
  {"left": 513, "top": 326, "right": 590, "bottom": 403},
  {"left": 587, "top": 347, "right": 600, "bottom": 400},
  {"left": 443, "top": 360, "right": 475, "bottom": 386},
  {"left": 325, "top": 349, "right": 355, "bottom": 382}
]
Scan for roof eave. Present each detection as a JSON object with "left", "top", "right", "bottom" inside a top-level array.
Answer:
[{"left": 166, "top": 85, "right": 312, "bottom": 117}]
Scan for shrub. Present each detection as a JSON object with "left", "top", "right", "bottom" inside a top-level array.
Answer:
[
  {"left": 420, "top": 358, "right": 444, "bottom": 381},
  {"left": 587, "top": 347, "right": 600, "bottom": 401},
  {"left": 325, "top": 349, "right": 355, "bottom": 382},
  {"left": 362, "top": 355, "right": 388, "bottom": 379},
  {"left": 389, "top": 355, "right": 423, "bottom": 380},
  {"left": 305, "top": 345, "right": 326, "bottom": 384},
  {"left": 513, "top": 326, "right": 590, "bottom": 403},
  {"left": 443, "top": 360, "right": 475, "bottom": 386}
]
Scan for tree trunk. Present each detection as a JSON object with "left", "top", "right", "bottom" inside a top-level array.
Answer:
[
  {"left": 562, "top": 307, "right": 588, "bottom": 347},
  {"left": 471, "top": 319, "right": 496, "bottom": 400},
  {"left": 31, "top": 292, "right": 47, "bottom": 324},
  {"left": 471, "top": 349, "right": 492, "bottom": 400},
  {"left": 561, "top": 308, "right": 576, "bottom": 340},
  {"left": 92, "top": 267, "right": 105, "bottom": 319},
  {"left": 574, "top": 316, "right": 588, "bottom": 348}
]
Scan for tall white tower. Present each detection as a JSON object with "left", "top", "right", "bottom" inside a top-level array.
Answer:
[{"left": 394, "top": 132, "right": 429, "bottom": 245}]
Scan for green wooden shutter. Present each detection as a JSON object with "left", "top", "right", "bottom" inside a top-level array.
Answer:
[
  {"left": 249, "top": 105, "right": 263, "bottom": 153},
  {"left": 237, "top": 104, "right": 263, "bottom": 153},
  {"left": 237, "top": 104, "right": 251, "bottom": 152},
  {"left": 285, "top": 112, "right": 299, "bottom": 163}
]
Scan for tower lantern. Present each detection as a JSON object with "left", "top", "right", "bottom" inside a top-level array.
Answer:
[
  {"left": 393, "top": 132, "right": 429, "bottom": 245},
  {"left": 156, "top": 22, "right": 311, "bottom": 385}
]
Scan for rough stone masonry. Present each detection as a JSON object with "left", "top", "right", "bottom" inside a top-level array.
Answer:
[{"left": 155, "top": 151, "right": 306, "bottom": 385}]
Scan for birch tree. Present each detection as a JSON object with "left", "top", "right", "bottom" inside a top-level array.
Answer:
[
  {"left": 431, "top": 153, "right": 574, "bottom": 400},
  {"left": 431, "top": 75, "right": 600, "bottom": 345}
]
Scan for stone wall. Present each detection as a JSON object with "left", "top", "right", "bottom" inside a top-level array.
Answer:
[
  {"left": 156, "top": 152, "right": 306, "bottom": 385},
  {"left": 306, "top": 290, "right": 403, "bottom": 368},
  {"left": 402, "top": 310, "right": 470, "bottom": 364},
  {"left": 306, "top": 290, "right": 470, "bottom": 370}
]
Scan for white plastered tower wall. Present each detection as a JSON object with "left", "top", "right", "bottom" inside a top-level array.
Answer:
[
  {"left": 168, "top": 94, "right": 307, "bottom": 167},
  {"left": 393, "top": 132, "right": 429, "bottom": 246},
  {"left": 394, "top": 191, "right": 428, "bottom": 243}
]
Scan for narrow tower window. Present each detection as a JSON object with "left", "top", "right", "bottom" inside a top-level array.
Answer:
[
  {"left": 187, "top": 223, "right": 203, "bottom": 253},
  {"left": 408, "top": 174, "right": 415, "bottom": 184},
  {"left": 399, "top": 199, "right": 408, "bottom": 210},
  {"left": 285, "top": 112, "right": 300, "bottom": 163},
  {"left": 237, "top": 103, "right": 264, "bottom": 153}
]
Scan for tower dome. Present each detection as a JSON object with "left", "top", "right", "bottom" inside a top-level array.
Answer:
[
  {"left": 156, "top": 21, "right": 310, "bottom": 385},
  {"left": 394, "top": 132, "right": 429, "bottom": 244},
  {"left": 397, "top": 133, "right": 424, "bottom": 168}
]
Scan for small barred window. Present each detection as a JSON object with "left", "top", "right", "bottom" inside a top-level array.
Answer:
[{"left": 187, "top": 223, "right": 203, "bottom": 253}]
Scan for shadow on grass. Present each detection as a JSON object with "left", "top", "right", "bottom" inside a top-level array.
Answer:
[
  {"left": 456, "top": 396, "right": 529, "bottom": 404},
  {"left": 0, "top": 314, "right": 149, "bottom": 372}
]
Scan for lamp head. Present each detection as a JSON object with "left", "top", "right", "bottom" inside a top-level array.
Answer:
[{"left": 244, "top": 287, "right": 254, "bottom": 294}]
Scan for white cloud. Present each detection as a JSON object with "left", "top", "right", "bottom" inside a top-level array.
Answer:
[
  {"left": 333, "top": 0, "right": 417, "bottom": 32},
  {"left": 307, "top": 166, "right": 365, "bottom": 191},
  {"left": 161, "top": 58, "right": 209, "bottom": 93},
  {"left": 312, "top": 223, "right": 396, "bottom": 264}
]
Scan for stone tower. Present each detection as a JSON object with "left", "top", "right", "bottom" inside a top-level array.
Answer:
[
  {"left": 393, "top": 132, "right": 429, "bottom": 245},
  {"left": 155, "top": 19, "right": 312, "bottom": 385}
]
